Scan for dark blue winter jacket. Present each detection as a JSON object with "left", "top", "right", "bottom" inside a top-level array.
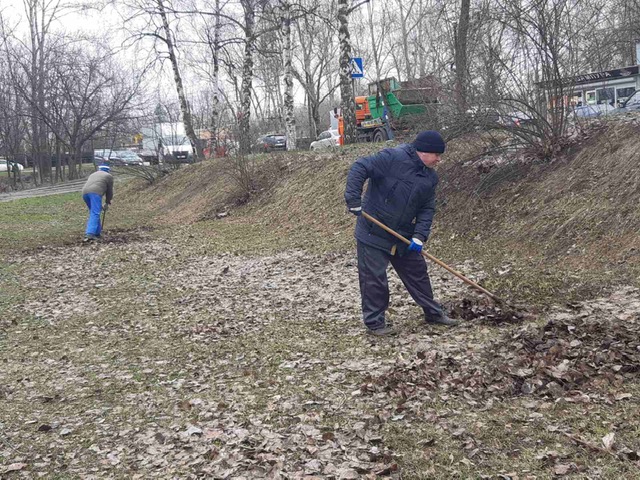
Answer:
[{"left": 344, "top": 143, "right": 438, "bottom": 253}]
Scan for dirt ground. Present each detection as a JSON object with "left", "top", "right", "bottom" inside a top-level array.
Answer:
[{"left": 1, "top": 227, "right": 639, "bottom": 478}]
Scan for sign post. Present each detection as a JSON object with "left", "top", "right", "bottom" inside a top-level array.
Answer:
[
  {"left": 349, "top": 57, "right": 364, "bottom": 79},
  {"left": 350, "top": 57, "right": 364, "bottom": 95},
  {"left": 349, "top": 57, "right": 363, "bottom": 135}
]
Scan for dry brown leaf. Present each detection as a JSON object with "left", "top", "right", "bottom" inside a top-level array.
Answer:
[
  {"left": 1, "top": 463, "right": 28, "bottom": 474},
  {"left": 602, "top": 432, "right": 615, "bottom": 450},
  {"left": 553, "top": 463, "right": 571, "bottom": 475}
]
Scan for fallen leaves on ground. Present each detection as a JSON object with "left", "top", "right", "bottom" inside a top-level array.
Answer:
[
  {"left": 375, "top": 286, "right": 640, "bottom": 403},
  {"left": 1, "top": 229, "right": 639, "bottom": 477}
]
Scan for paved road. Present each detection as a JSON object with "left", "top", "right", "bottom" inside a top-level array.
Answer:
[{"left": 0, "top": 179, "right": 86, "bottom": 203}]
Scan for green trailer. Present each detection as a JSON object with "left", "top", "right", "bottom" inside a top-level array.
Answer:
[{"left": 358, "top": 77, "right": 439, "bottom": 142}]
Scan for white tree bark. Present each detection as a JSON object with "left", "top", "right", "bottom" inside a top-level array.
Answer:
[
  {"left": 209, "top": 0, "right": 221, "bottom": 156},
  {"left": 282, "top": 1, "right": 296, "bottom": 150},
  {"left": 157, "top": 0, "right": 203, "bottom": 161},
  {"left": 338, "top": 0, "right": 356, "bottom": 144},
  {"left": 238, "top": 0, "right": 256, "bottom": 155}
]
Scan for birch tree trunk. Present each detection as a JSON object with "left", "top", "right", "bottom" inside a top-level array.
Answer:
[
  {"left": 338, "top": 0, "right": 356, "bottom": 144},
  {"left": 239, "top": 0, "right": 256, "bottom": 155},
  {"left": 157, "top": 0, "right": 203, "bottom": 161},
  {"left": 209, "top": 0, "right": 221, "bottom": 156},
  {"left": 282, "top": 1, "right": 296, "bottom": 150}
]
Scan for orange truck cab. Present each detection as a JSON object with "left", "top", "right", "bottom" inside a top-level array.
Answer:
[
  {"left": 355, "top": 96, "right": 371, "bottom": 126},
  {"left": 333, "top": 97, "right": 372, "bottom": 145}
]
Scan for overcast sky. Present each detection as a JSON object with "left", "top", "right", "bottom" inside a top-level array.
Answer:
[
  {"left": 1, "top": 1, "right": 118, "bottom": 37},
  {"left": 1, "top": 0, "right": 322, "bottom": 117}
]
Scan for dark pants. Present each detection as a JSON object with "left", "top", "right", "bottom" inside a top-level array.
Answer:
[{"left": 357, "top": 240, "right": 443, "bottom": 330}]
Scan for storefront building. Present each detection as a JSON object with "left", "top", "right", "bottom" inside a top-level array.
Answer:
[{"left": 568, "top": 65, "right": 640, "bottom": 110}]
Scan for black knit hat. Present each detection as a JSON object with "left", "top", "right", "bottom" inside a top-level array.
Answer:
[{"left": 413, "top": 130, "right": 446, "bottom": 153}]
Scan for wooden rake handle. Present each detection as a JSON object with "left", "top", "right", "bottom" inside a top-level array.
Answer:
[
  {"left": 361, "top": 211, "right": 504, "bottom": 304},
  {"left": 101, "top": 204, "right": 108, "bottom": 230}
]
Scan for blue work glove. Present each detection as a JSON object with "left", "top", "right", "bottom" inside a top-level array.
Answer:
[
  {"left": 348, "top": 206, "right": 362, "bottom": 216},
  {"left": 408, "top": 238, "right": 423, "bottom": 252}
]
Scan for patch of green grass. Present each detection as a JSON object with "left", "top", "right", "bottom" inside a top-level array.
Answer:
[
  {"left": 0, "top": 192, "right": 153, "bottom": 252},
  {"left": 0, "top": 193, "right": 86, "bottom": 249}
]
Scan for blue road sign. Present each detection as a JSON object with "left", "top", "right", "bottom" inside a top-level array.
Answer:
[{"left": 350, "top": 57, "right": 364, "bottom": 78}]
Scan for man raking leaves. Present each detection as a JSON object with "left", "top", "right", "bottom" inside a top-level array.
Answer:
[
  {"left": 81, "top": 164, "right": 114, "bottom": 243},
  {"left": 345, "top": 130, "right": 458, "bottom": 336}
]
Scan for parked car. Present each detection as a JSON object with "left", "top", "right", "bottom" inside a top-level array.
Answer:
[
  {"left": 572, "top": 105, "right": 602, "bottom": 118},
  {"left": 613, "top": 90, "right": 640, "bottom": 114},
  {"left": 94, "top": 149, "right": 116, "bottom": 166},
  {"left": 255, "top": 134, "right": 286, "bottom": 153},
  {"left": 160, "top": 135, "right": 194, "bottom": 164},
  {"left": 500, "top": 111, "right": 536, "bottom": 127},
  {"left": 113, "top": 150, "right": 143, "bottom": 166},
  {"left": 310, "top": 130, "right": 340, "bottom": 150},
  {"left": 466, "top": 107, "right": 501, "bottom": 125},
  {"left": 94, "top": 149, "right": 143, "bottom": 166},
  {"left": 0, "top": 158, "right": 24, "bottom": 172}
]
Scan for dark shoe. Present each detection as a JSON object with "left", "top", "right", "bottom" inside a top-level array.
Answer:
[
  {"left": 367, "top": 326, "right": 397, "bottom": 336},
  {"left": 425, "top": 314, "right": 460, "bottom": 326}
]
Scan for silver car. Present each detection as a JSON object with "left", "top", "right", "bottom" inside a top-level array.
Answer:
[
  {"left": 613, "top": 90, "right": 640, "bottom": 114},
  {"left": 310, "top": 130, "right": 340, "bottom": 150}
]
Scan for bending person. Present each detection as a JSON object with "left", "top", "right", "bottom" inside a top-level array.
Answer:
[
  {"left": 344, "top": 131, "right": 458, "bottom": 336},
  {"left": 81, "top": 164, "right": 113, "bottom": 242}
]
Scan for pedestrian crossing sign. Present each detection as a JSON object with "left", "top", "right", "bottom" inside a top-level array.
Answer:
[{"left": 350, "top": 57, "right": 364, "bottom": 78}]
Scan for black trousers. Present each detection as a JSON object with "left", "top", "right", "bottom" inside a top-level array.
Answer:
[{"left": 357, "top": 240, "right": 443, "bottom": 330}]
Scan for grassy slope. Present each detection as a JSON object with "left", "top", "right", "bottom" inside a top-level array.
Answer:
[
  {"left": 1, "top": 124, "right": 639, "bottom": 478},
  {"left": 119, "top": 122, "right": 639, "bottom": 306},
  {"left": 0, "top": 191, "right": 152, "bottom": 251},
  {"left": 0, "top": 193, "right": 86, "bottom": 249},
  {"left": 2, "top": 122, "right": 637, "bottom": 307},
  {"left": 436, "top": 122, "right": 640, "bottom": 303}
]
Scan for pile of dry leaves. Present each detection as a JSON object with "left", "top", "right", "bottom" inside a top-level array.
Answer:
[{"left": 373, "top": 287, "right": 640, "bottom": 402}]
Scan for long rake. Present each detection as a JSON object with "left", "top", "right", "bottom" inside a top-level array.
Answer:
[{"left": 362, "top": 211, "right": 504, "bottom": 304}]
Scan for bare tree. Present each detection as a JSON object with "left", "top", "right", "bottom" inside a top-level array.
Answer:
[
  {"left": 156, "top": 0, "right": 203, "bottom": 160},
  {"left": 204, "top": 0, "right": 223, "bottom": 154},
  {"left": 184, "top": 0, "right": 242, "bottom": 156},
  {"left": 194, "top": 0, "right": 308, "bottom": 153},
  {"left": 385, "top": 0, "right": 426, "bottom": 81},
  {"left": 236, "top": 0, "right": 260, "bottom": 153},
  {"left": 117, "top": 0, "right": 204, "bottom": 160},
  {"left": 10, "top": 0, "right": 65, "bottom": 184},
  {"left": 39, "top": 41, "right": 144, "bottom": 178},
  {"left": 494, "top": 0, "right": 599, "bottom": 157},
  {"left": 0, "top": 67, "right": 28, "bottom": 188},
  {"left": 453, "top": 0, "right": 470, "bottom": 115},
  {"left": 293, "top": 8, "right": 338, "bottom": 138}
]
